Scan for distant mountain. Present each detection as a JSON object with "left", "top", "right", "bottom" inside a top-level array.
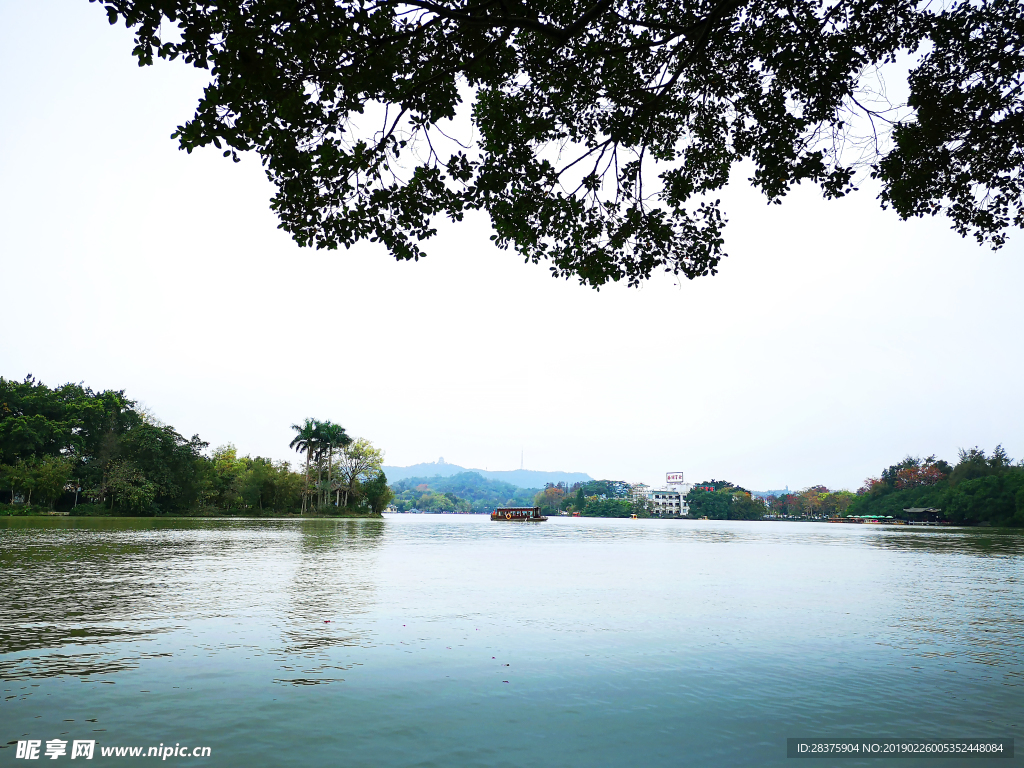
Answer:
[
  {"left": 382, "top": 459, "right": 592, "bottom": 488},
  {"left": 751, "top": 487, "right": 792, "bottom": 499}
]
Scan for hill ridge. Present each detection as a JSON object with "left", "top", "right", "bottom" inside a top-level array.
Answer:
[{"left": 382, "top": 461, "right": 592, "bottom": 488}]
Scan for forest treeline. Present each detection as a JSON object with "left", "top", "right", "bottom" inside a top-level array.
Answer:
[
  {"left": 391, "top": 475, "right": 645, "bottom": 517},
  {"left": 536, "top": 479, "right": 766, "bottom": 519},
  {"left": 756, "top": 447, "right": 1023, "bottom": 527},
  {"left": 5, "top": 375, "right": 1018, "bottom": 526},
  {"left": 684, "top": 482, "right": 768, "bottom": 520},
  {"left": 391, "top": 472, "right": 538, "bottom": 513},
  {"left": 513, "top": 450, "right": 1024, "bottom": 527},
  {"left": 534, "top": 480, "right": 644, "bottom": 517},
  {"left": 0, "top": 376, "right": 391, "bottom": 516},
  {"left": 844, "top": 448, "right": 1023, "bottom": 527}
]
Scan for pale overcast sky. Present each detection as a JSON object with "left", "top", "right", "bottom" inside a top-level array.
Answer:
[{"left": 2, "top": 1, "right": 1022, "bottom": 492}]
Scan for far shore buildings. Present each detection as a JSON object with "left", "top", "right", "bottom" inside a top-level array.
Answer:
[
  {"left": 651, "top": 489, "right": 685, "bottom": 515},
  {"left": 630, "top": 483, "right": 651, "bottom": 502},
  {"left": 632, "top": 472, "right": 693, "bottom": 516}
]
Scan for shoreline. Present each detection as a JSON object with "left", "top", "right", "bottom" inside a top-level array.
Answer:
[
  {"left": 3, "top": 514, "right": 1013, "bottom": 530},
  {"left": 0, "top": 510, "right": 383, "bottom": 520}
]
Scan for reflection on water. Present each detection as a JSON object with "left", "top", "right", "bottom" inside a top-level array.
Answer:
[
  {"left": 0, "top": 518, "right": 384, "bottom": 686},
  {"left": 862, "top": 528, "right": 1024, "bottom": 678},
  {"left": 275, "top": 520, "right": 384, "bottom": 684},
  {"left": 866, "top": 527, "right": 1024, "bottom": 557},
  {"left": 1, "top": 516, "right": 1022, "bottom": 768}
]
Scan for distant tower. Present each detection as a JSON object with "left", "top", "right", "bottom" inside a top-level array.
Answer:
[{"left": 520, "top": 450, "right": 524, "bottom": 470}]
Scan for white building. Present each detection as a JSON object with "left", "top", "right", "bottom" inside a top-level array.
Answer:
[
  {"left": 647, "top": 472, "right": 693, "bottom": 516},
  {"left": 651, "top": 493, "right": 684, "bottom": 518},
  {"left": 630, "top": 474, "right": 695, "bottom": 516},
  {"left": 650, "top": 489, "right": 687, "bottom": 516},
  {"left": 630, "top": 483, "right": 651, "bottom": 501}
]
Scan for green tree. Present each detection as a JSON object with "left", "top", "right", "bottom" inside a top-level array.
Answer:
[
  {"left": 0, "top": 377, "right": 384, "bottom": 517},
  {"left": 948, "top": 446, "right": 1004, "bottom": 486},
  {"left": 685, "top": 482, "right": 763, "bottom": 520},
  {"left": 0, "top": 455, "right": 75, "bottom": 509},
  {"left": 849, "top": 446, "right": 1024, "bottom": 527},
  {"left": 115, "top": 422, "right": 209, "bottom": 511},
  {"left": 95, "top": 0, "right": 1024, "bottom": 287},
  {"left": 362, "top": 471, "right": 395, "bottom": 515},
  {"left": 820, "top": 490, "right": 855, "bottom": 517},
  {"left": 0, "top": 463, "right": 12, "bottom": 505},
  {"left": 268, "top": 461, "right": 305, "bottom": 512},
  {"left": 729, "top": 494, "right": 765, "bottom": 521},
  {"left": 0, "top": 376, "right": 81, "bottom": 461},
  {"left": 686, "top": 489, "right": 732, "bottom": 519},
  {"left": 573, "top": 486, "right": 585, "bottom": 512},
  {"left": 581, "top": 498, "right": 633, "bottom": 517},
  {"left": 102, "top": 460, "right": 158, "bottom": 514},
  {"left": 211, "top": 444, "right": 245, "bottom": 511},
  {"left": 534, "top": 485, "right": 565, "bottom": 515},
  {"left": 5, "top": 459, "right": 37, "bottom": 505},
  {"left": 390, "top": 472, "right": 538, "bottom": 513},
  {"left": 317, "top": 421, "right": 352, "bottom": 509},
  {"left": 945, "top": 472, "right": 1024, "bottom": 527},
  {"left": 211, "top": 446, "right": 304, "bottom": 513},
  {"left": 238, "top": 457, "right": 273, "bottom": 512},
  {"left": 0, "top": 376, "right": 137, "bottom": 463},
  {"left": 32, "top": 455, "right": 75, "bottom": 509},
  {"left": 630, "top": 494, "right": 653, "bottom": 518},
  {"left": 1, "top": 375, "right": 210, "bottom": 514},
  {"left": 289, "top": 419, "right": 317, "bottom": 513},
  {"left": 336, "top": 438, "right": 386, "bottom": 508},
  {"left": 415, "top": 490, "right": 471, "bottom": 513}
]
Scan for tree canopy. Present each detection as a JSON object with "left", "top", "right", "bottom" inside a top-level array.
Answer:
[
  {"left": 0, "top": 375, "right": 208, "bottom": 513},
  {"left": 685, "top": 480, "right": 765, "bottom": 519},
  {"left": 93, "top": 0, "right": 1024, "bottom": 287},
  {"left": 1, "top": 375, "right": 388, "bottom": 516},
  {"left": 391, "top": 471, "right": 537, "bottom": 512},
  {"left": 851, "top": 447, "right": 1024, "bottom": 526}
]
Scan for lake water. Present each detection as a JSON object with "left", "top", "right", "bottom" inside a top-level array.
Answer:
[{"left": 1, "top": 516, "right": 1021, "bottom": 766}]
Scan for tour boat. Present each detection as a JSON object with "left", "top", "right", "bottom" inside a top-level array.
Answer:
[{"left": 491, "top": 506, "right": 547, "bottom": 522}]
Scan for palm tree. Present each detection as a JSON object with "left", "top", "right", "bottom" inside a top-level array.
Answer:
[
  {"left": 318, "top": 421, "right": 352, "bottom": 508},
  {"left": 312, "top": 420, "right": 330, "bottom": 511},
  {"left": 289, "top": 418, "right": 318, "bottom": 514}
]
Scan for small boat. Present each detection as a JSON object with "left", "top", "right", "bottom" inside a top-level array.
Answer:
[{"left": 491, "top": 506, "right": 547, "bottom": 522}]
